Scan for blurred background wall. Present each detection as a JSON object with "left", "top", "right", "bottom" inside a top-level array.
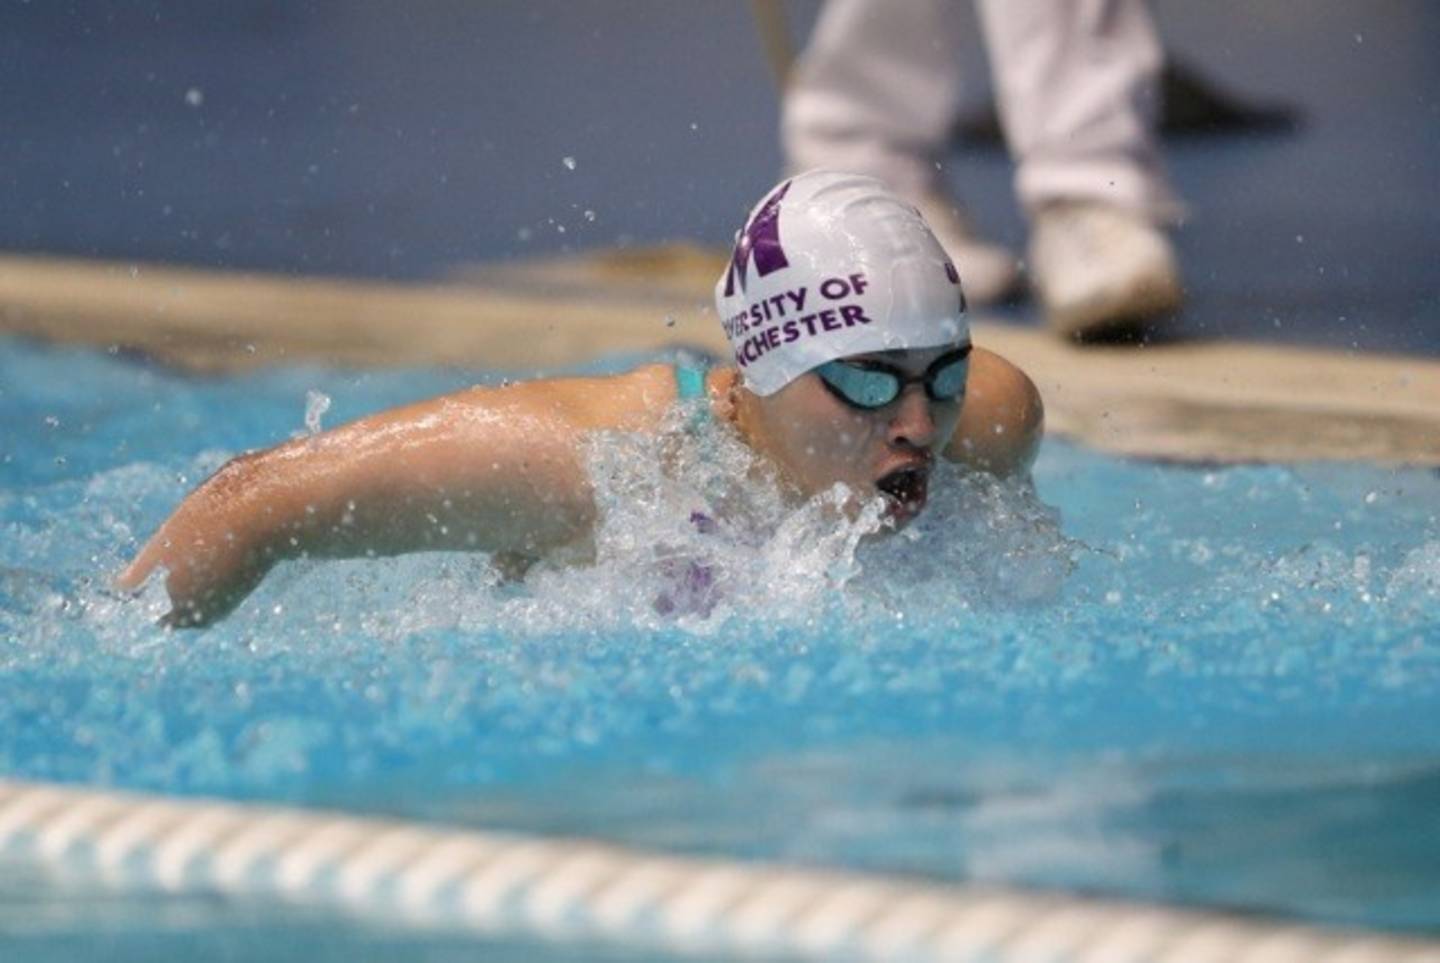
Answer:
[{"left": 2, "top": 0, "right": 1436, "bottom": 353}]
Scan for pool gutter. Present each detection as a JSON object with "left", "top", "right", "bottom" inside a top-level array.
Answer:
[{"left": 1, "top": 250, "right": 1437, "bottom": 466}]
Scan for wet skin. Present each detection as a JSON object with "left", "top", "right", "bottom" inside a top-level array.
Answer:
[
  {"left": 118, "top": 347, "right": 1042, "bottom": 625},
  {"left": 731, "top": 345, "right": 967, "bottom": 525}
]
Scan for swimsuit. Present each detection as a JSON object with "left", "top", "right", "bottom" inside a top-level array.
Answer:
[
  {"left": 673, "top": 361, "right": 712, "bottom": 430},
  {"left": 674, "top": 362, "right": 709, "bottom": 404},
  {"left": 672, "top": 361, "right": 721, "bottom": 540}
]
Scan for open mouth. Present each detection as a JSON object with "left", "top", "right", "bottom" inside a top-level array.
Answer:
[{"left": 875, "top": 464, "right": 930, "bottom": 519}]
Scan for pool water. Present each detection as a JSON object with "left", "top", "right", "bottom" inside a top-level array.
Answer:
[{"left": 3, "top": 335, "right": 1439, "bottom": 948}]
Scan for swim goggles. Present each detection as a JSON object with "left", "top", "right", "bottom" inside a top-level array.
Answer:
[{"left": 814, "top": 345, "right": 971, "bottom": 410}]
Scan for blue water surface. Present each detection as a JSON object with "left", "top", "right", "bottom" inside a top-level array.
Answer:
[{"left": 3, "top": 336, "right": 1439, "bottom": 947}]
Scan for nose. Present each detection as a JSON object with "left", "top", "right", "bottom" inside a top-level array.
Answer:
[{"left": 887, "top": 385, "right": 938, "bottom": 449}]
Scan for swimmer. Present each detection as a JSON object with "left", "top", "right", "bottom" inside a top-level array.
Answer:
[{"left": 118, "top": 171, "right": 1044, "bottom": 625}]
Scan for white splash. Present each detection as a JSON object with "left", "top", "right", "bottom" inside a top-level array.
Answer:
[{"left": 304, "top": 390, "right": 332, "bottom": 437}]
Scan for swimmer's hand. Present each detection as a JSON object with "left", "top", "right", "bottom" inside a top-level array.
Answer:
[{"left": 116, "top": 451, "right": 286, "bottom": 626}]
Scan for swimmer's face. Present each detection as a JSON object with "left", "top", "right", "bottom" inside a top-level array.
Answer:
[{"left": 744, "top": 345, "right": 965, "bottom": 525}]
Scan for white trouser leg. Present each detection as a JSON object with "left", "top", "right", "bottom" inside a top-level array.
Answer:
[
  {"left": 976, "top": 0, "right": 1184, "bottom": 224},
  {"left": 781, "top": 0, "right": 967, "bottom": 200}
]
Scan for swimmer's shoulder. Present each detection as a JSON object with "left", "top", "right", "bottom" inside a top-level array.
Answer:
[
  {"left": 970, "top": 348, "right": 1041, "bottom": 413},
  {"left": 443, "top": 364, "right": 737, "bottom": 435},
  {"left": 602, "top": 363, "right": 689, "bottom": 430},
  {"left": 945, "top": 347, "right": 1044, "bottom": 476},
  {"left": 559, "top": 363, "right": 737, "bottom": 432},
  {"left": 496, "top": 364, "right": 699, "bottom": 433}
]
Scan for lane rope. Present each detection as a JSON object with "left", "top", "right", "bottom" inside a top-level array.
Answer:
[{"left": 2, "top": 779, "right": 1437, "bottom": 962}]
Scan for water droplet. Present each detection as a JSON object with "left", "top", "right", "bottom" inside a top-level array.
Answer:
[
  {"left": 305, "top": 389, "right": 332, "bottom": 436},
  {"left": 1364, "top": 490, "right": 1378, "bottom": 505},
  {"left": 562, "top": 156, "right": 577, "bottom": 170},
  {"left": 184, "top": 87, "right": 204, "bottom": 107},
  {"left": 584, "top": 209, "right": 596, "bottom": 222},
  {"left": 664, "top": 315, "right": 677, "bottom": 328}
]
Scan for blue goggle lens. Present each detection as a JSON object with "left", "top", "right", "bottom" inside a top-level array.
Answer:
[
  {"left": 815, "top": 349, "right": 970, "bottom": 410},
  {"left": 817, "top": 364, "right": 901, "bottom": 408},
  {"left": 929, "top": 356, "right": 968, "bottom": 399}
]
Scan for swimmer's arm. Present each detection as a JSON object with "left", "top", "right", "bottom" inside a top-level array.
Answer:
[
  {"left": 942, "top": 347, "right": 1044, "bottom": 478},
  {"left": 116, "top": 375, "right": 656, "bottom": 626}
]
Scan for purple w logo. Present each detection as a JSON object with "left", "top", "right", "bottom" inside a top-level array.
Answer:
[{"left": 724, "top": 181, "right": 791, "bottom": 296}]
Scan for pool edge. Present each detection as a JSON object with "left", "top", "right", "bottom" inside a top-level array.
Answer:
[{"left": 2, "top": 250, "right": 1437, "bottom": 466}]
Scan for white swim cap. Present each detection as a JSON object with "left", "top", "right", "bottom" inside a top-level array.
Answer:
[{"left": 715, "top": 170, "right": 968, "bottom": 396}]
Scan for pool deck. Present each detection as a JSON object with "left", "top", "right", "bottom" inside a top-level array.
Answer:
[{"left": 2, "top": 249, "right": 1437, "bottom": 466}]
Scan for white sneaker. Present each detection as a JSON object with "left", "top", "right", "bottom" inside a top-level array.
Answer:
[
  {"left": 913, "top": 192, "right": 1022, "bottom": 307},
  {"left": 1029, "top": 201, "right": 1184, "bottom": 341}
]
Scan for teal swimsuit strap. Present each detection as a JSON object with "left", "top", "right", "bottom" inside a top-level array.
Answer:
[
  {"left": 673, "top": 362, "right": 711, "bottom": 430},
  {"left": 674, "top": 362, "right": 708, "bottom": 402}
]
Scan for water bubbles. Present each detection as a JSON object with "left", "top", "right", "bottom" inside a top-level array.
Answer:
[
  {"left": 583, "top": 209, "right": 597, "bottom": 222},
  {"left": 527, "top": 410, "right": 1032, "bottom": 635},
  {"left": 561, "top": 156, "right": 577, "bottom": 171},
  {"left": 184, "top": 87, "right": 204, "bottom": 107},
  {"left": 6, "top": 335, "right": 1440, "bottom": 894}
]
